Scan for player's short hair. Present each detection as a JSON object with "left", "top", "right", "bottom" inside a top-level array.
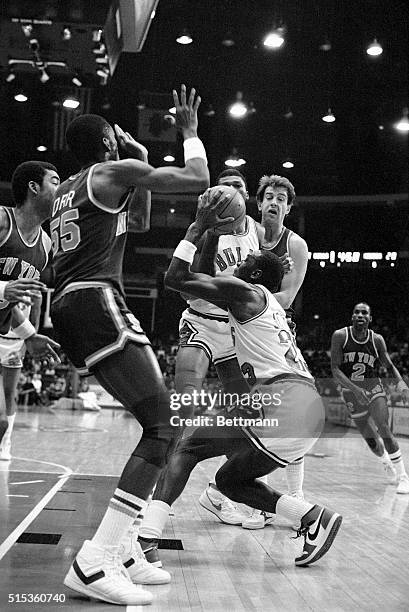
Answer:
[
  {"left": 216, "top": 168, "right": 247, "bottom": 189},
  {"left": 254, "top": 251, "right": 284, "bottom": 293},
  {"left": 256, "top": 174, "right": 296, "bottom": 206},
  {"left": 353, "top": 302, "right": 371, "bottom": 314},
  {"left": 11, "top": 161, "right": 58, "bottom": 207},
  {"left": 66, "top": 114, "right": 112, "bottom": 164}
]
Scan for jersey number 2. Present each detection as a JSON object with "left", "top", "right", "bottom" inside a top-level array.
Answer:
[
  {"left": 50, "top": 210, "right": 81, "bottom": 256},
  {"left": 351, "top": 363, "right": 366, "bottom": 381}
]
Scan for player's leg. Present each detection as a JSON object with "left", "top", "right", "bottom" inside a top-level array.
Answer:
[
  {"left": 0, "top": 362, "right": 21, "bottom": 461},
  {"left": 370, "top": 396, "right": 409, "bottom": 493},
  {"left": 215, "top": 445, "right": 342, "bottom": 566}
]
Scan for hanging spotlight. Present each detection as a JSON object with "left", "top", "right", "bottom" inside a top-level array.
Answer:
[
  {"left": 176, "top": 29, "right": 193, "bottom": 45},
  {"left": 62, "top": 27, "right": 72, "bottom": 41},
  {"left": 366, "top": 38, "right": 383, "bottom": 56},
  {"left": 37, "top": 145, "right": 48, "bottom": 152},
  {"left": 282, "top": 159, "right": 294, "bottom": 169},
  {"left": 322, "top": 108, "right": 336, "bottom": 123},
  {"left": 204, "top": 104, "right": 216, "bottom": 117},
  {"left": 283, "top": 108, "right": 293, "bottom": 119},
  {"left": 395, "top": 108, "right": 409, "bottom": 132},
  {"left": 14, "top": 93, "right": 28, "bottom": 102},
  {"left": 92, "top": 28, "right": 103, "bottom": 43},
  {"left": 39, "top": 69, "right": 50, "bottom": 83},
  {"left": 63, "top": 96, "right": 80, "bottom": 109},
  {"left": 164, "top": 154, "right": 175, "bottom": 162},
  {"left": 169, "top": 208, "right": 175, "bottom": 214},
  {"left": 6, "top": 72, "right": 15, "bottom": 83},
  {"left": 225, "top": 148, "right": 246, "bottom": 167},
  {"left": 93, "top": 43, "right": 106, "bottom": 55},
  {"left": 95, "top": 55, "right": 109, "bottom": 64},
  {"left": 168, "top": 106, "right": 176, "bottom": 114},
  {"left": 319, "top": 37, "right": 332, "bottom": 52},
  {"left": 21, "top": 24, "right": 33, "bottom": 37},
  {"left": 229, "top": 92, "right": 248, "bottom": 118},
  {"left": 263, "top": 27, "right": 285, "bottom": 49},
  {"left": 221, "top": 31, "right": 235, "bottom": 47},
  {"left": 72, "top": 76, "right": 82, "bottom": 87}
]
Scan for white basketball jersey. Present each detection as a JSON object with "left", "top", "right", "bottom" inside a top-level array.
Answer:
[
  {"left": 229, "top": 285, "right": 313, "bottom": 381},
  {"left": 189, "top": 216, "right": 259, "bottom": 317}
]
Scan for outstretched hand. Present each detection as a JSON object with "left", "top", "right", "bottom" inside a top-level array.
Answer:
[
  {"left": 172, "top": 84, "right": 201, "bottom": 135},
  {"left": 25, "top": 334, "right": 61, "bottom": 363},
  {"left": 114, "top": 124, "right": 149, "bottom": 161}
]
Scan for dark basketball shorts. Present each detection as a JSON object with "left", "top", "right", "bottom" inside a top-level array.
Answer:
[
  {"left": 51, "top": 282, "right": 150, "bottom": 375},
  {"left": 342, "top": 382, "right": 386, "bottom": 419}
]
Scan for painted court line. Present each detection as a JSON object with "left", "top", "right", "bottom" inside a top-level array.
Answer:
[
  {"left": 7, "top": 495, "right": 29, "bottom": 498},
  {"left": 0, "top": 458, "right": 72, "bottom": 562},
  {"left": 9, "top": 480, "right": 45, "bottom": 485}
]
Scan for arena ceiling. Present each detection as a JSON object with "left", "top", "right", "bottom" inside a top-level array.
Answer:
[{"left": 0, "top": 0, "right": 407, "bottom": 197}]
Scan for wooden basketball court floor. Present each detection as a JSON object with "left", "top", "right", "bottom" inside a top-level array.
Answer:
[{"left": 0, "top": 405, "right": 408, "bottom": 612}]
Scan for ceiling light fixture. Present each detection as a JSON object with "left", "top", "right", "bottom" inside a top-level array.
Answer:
[
  {"left": 225, "top": 148, "right": 246, "bottom": 167},
  {"left": 62, "top": 27, "right": 72, "bottom": 41},
  {"left": 282, "top": 159, "right": 294, "bottom": 169},
  {"left": 37, "top": 145, "right": 47, "bottom": 152},
  {"left": 229, "top": 92, "right": 248, "bottom": 118},
  {"left": 72, "top": 76, "right": 82, "bottom": 87},
  {"left": 63, "top": 97, "right": 80, "bottom": 109},
  {"left": 164, "top": 154, "right": 175, "bottom": 162},
  {"left": 322, "top": 108, "right": 336, "bottom": 123},
  {"left": 395, "top": 108, "right": 409, "bottom": 132},
  {"left": 14, "top": 92, "right": 28, "bottom": 102},
  {"left": 263, "top": 27, "right": 285, "bottom": 49},
  {"left": 319, "top": 37, "right": 332, "bottom": 52},
  {"left": 21, "top": 24, "right": 33, "bottom": 37},
  {"left": 366, "top": 38, "right": 383, "bottom": 56},
  {"left": 168, "top": 106, "right": 176, "bottom": 114},
  {"left": 221, "top": 31, "right": 235, "bottom": 47},
  {"left": 6, "top": 72, "right": 15, "bottom": 82},
  {"left": 176, "top": 29, "right": 193, "bottom": 45}
]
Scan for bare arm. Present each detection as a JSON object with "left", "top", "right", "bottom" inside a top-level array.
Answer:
[
  {"left": 331, "top": 330, "right": 369, "bottom": 404},
  {"left": 375, "top": 334, "right": 409, "bottom": 400},
  {"left": 29, "top": 293, "right": 42, "bottom": 330},
  {"left": 0, "top": 206, "right": 10, "bottom": 244},
  {"left": 273, "top": 233, "right": 308, "bottom": 309}
]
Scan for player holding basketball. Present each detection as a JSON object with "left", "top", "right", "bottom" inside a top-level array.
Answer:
[
  {"left": 151, "top": 193, "right": 342, "bottom": 567},
  {"left": 0, "top": 161, "right": 61, "bottom": 460},
  {"left": 51, "top": 85, "right": 209, "bottom": 606},
  {"left": 331, "top": 302, "right": 409, "bottom": 494}
]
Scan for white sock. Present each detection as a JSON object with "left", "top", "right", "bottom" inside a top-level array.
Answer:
[
  {"left": 378, "top": 449, "right": 391, "bottom": 465},
  {"left": 6, "top": 413, "right": 16, "bottom": 433},
  {"left": 139, "top": 500, "right": 170, "bottom": 539},
  {"left": 275, "top": 494, "right": 313, "bottom": 524},
  {"left": 92, "top": 488, "right": 146, "bottom": 548},
  {"left": 286, "top": 458, "right": 304, "bottom": 496},
  {"left": 389, "top": 449, "right": 406, "bottom": 477}
]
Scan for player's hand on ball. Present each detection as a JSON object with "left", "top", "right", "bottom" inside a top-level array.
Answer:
[
  {"left": 279, "top": 253, "right": 294, "bottom": 274},
  {"left": 195, "top": 188, "right": 234, "bottom": 232},
  {"left": 114, "top": 124, "right": 148, "bottom": 161}
]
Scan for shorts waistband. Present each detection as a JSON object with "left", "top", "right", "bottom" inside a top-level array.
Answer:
[
  {"left": 53, "top": 281, "right": 113, "bottom": 303},
  {"left": 263, "top": 373, "right": 316, "bottom": 389},
  {"left": 188, "top": 307, "right": 229, "bottom": 323}
]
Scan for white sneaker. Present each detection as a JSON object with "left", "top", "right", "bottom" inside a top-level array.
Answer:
[
  {"left": 242, "top": 509, "right": 276, "bottom": 530},
  {"left": 64, "top": 540, "right": 153, "bottom": 605},
  {"left": 0, "top": 437, "right": 11, "bottom": 461},
  {"left": 121, "top": 529, "right": 170, "bottom": 584},
  {"left": 383, "top": 462, "right": 398, "bottom": 484},
  {"left": 199, "top": 486, "right": 245, "bottom": 525},
  {"left": 289, "top": 492, "right": 304, "bottom": 531},
  {"left": 396, "top": 474, "right": 409, "bottom": 494}
]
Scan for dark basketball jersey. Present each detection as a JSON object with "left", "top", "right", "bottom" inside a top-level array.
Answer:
[
  {"left": 51, "top": 164, "right": 132, "bottom": 297},
  {"left": 339, "top": 326, "right": 381, "bottom": 389},
  {"left": 0, "top": 207, "right": 50, "bottom": 334},
  {"left": 261, "top": 226, "right": 292, "bottom": 292}
]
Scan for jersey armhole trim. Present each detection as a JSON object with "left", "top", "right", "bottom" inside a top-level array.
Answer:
[
  {"left": 87, "top": 164, "right": 127, "bottom": 215},
  {"left": 0, "top": 207, "right": 12, "bottom": 248},
  {"left": 371, "top": 330, "right": 380, "bottom": 357},
  {"left": 342, "top": 327, "right": 349, "bottom": 349}
]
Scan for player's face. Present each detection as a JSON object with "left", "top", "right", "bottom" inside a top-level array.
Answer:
[
  {"left": 351, "top": 303, "right": 372, "bottom": 329},
  {"left": 218, "top": 175, "right": 248, "bottom": 201},
  {"left": 259, "top": 186, "right": 290, "bottom": 226},
  {"left": 39, "top": 170, "right": 60, "bottom": 213}
]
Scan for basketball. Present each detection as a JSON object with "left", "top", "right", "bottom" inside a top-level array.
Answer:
[{"left": 207, "top": 185, "right": 246, "bottom": 235}]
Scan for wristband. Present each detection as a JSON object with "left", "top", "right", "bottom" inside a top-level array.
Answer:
[
  {"left": 396, "top": 380, "right": 409, "bottom": 393},
  {"left": 13, "top": 319, "right": 36, "bottom": 340},
  {"left": 0, "top": 281, "right": 8, "bottom": 301},
  {"left": 183, "top": 137, "right": 208, "bottom": 163},
  {"left": 173, "top": 240, "right": 197, "bottom": 264}
]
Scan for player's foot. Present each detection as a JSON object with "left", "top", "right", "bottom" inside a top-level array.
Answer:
[
  {"left": 64, "top": 540, "right": 153, "bottom": 605},
  {"left": 121, "top": 529, "right": 170, "bottom": 584},
  {"left": 396, "top": 474, "right": 409, "bottom": 494},
  {"left": 138, "top": 537, "right": 162, "bottom": 568},
  {"left": 289, "top": 492, "right": 304, "bottom": 531},
  {"left": 199, "top": 485, "right": 245, "bottom": 525},
  {"left": 294, "top": 505, "right": 342, "bottom": 566},
  {"left": 383, "top": 462, "right": 398, "bottom": 484},
  {"left": 0, "top": 437, "right": 11, "bottom": 461},
  {"left": 242, "top": 509, "right": 276, "bottom": 530}
]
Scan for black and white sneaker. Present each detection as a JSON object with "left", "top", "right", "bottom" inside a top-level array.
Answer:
[
  {"left": 138, "top": 536, "right": 162, "bottom": 567},
  {"left": 64, "top": 540, "right": 153, "bottom": 605},
  {"left": 294, "top": 505, "right": 342, "bottom": 566}
]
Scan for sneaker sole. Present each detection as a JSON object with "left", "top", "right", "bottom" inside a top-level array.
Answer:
[
  {"left": 242, "top": 523, "right": 265, "bottom": 530},
  {"left": 295, "top": 514, "right": 343, "bottom": 567},
  {"left": 198, "top": 498, "right": 242, "bottom": 525},
  {"left": 64, "top": 571, "right": 153, "bottom": 605}
]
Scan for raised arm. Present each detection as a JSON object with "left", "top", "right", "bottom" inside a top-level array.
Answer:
[
  {"left": 331, "top": 329, "right": 369, "bottom": 405},
  {"left": 273, "top": 233, "right": 308, "bottom": 309}
]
